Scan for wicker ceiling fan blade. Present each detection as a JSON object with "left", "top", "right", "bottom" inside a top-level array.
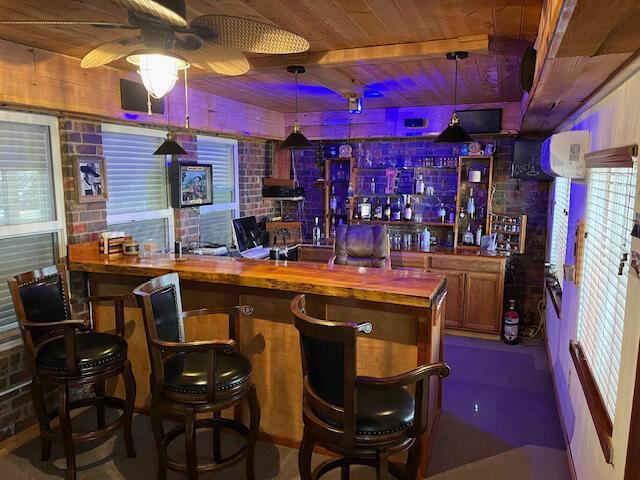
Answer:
[
  {"left": 0, "top": 20, "right": 135, "bottom": 28},
  {"left": 81, "top": 36, "right": 144, "bottom": 68},
  {"left": 189, "top": 15, "right": 309, "bottom": 54},
  {"left": 113, "top": 0, "right": 187, "bottom": 28},
  {"left": 179, "top": 44, "right": 250, "bottom": 76}
]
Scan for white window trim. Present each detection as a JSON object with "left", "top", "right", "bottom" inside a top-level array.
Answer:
[
  {"left": 0, "top": 110, "right": 66, "bottom": 258},
  {"left": 102, "top": 122, "right": 175, "bottom": 246},
  {"left": 198, "top": 136, "right": 240, "bottom": 217}
]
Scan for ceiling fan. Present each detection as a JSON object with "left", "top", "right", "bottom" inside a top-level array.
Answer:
[{"left": 0, "top": 0, "right": 310, "bottom": 99}]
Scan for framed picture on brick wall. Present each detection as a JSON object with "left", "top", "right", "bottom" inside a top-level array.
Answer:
[{"left": 76, "top": 157, "right": 108, "bottom": 203}]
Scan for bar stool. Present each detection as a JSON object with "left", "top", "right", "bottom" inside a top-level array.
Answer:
[
  {"left": 133, "top": 272, "right": 260, "bottom": 480},
  {"left": 329, "top": 224, "right": 391, "bottom": 269},
  {"left": 291, "top": 294, "right": 450, "bottom": 479},
  {"left": 7, "top": 264, "right": 136, "bottom": 480}
]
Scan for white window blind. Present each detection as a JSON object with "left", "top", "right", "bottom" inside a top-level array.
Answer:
[
  {"left": 548, "top": 177, "right": 571, "bottom": 283},
  {"left": 197, "top": 136, "right": 239, "bottom": 246},
  {"left": 0, "top": 121, "right": 56, "bottom": 226},
  {"left": 103, "top": 125, "right": 172, "bottom": 250},
  {"left": 0, "top": 234, "right": 56, "bottom": 329},
  {"left": 0, "top": 110, "right": 65, "bottom": 332},
  {"left": 577, "top": 162, "right": 637, "bottom": 420}
]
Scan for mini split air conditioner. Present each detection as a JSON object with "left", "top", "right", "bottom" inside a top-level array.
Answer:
[{"left": 541, "top": 130, "right": 590, "bottom": 179}]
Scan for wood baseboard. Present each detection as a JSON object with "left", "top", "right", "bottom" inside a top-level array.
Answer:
[{"left": 445, "top": 328, "right": 500, "bottom": 341}]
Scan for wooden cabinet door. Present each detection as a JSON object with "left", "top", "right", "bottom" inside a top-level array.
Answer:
[
  {"left": 463, "top": 272, "right": 501, "bottom": 333},
  {"left": 430, "top": 270, "right": 465, "bottom": 328}
]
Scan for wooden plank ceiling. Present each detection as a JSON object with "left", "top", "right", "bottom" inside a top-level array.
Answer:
[{"left": 0, "top": 0, "right": 541, "bottom": 113}]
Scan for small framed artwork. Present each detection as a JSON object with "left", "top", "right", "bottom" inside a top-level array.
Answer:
[
  {"left": 76, "top": 158, "right": 108, "bottom": 203},
  {"left": 174, "top": 164, "right": 213, "bottom": 208}
]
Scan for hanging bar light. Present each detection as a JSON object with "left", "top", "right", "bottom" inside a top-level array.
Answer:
[
  {"left": 281, "top": 65, "right": 312, "bottom": 149},
  {"left": 434, "top": 52, "right": 473, "bottom": 144}
]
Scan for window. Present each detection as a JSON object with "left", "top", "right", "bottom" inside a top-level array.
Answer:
[
  {"left": 197, "top": 136, "right": 239, "bottom": 246},
  {"left": 0, "top": 111, "right": 65, "bottom": 332},
  {"left": 548, "top": 177, "right": 571, "bottom": 283},
  {"left": 577, "top": 162, "right": 637, "bottom": 419},
  {"left": 103, "top": 124, "right": 173, "bottom": 250}
]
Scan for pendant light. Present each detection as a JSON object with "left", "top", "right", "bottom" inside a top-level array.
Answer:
[
  {"left": 434, "top": 52, "right": 473, "bottom": 144},
  {"left": 154, "top": 131, "right": 187, "bottom": 155},
  {"left": 281, "top": 65, "right": 312, "bottom": 149}
]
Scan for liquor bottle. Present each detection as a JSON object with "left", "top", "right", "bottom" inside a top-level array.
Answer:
[
  {"left": 421, "top": 227, "right": 431, "bottom": 252},
  {"left": 329, "top": 186, "right": 337, "bottom": 212},
  {"left": 330, "top": 217, "right": 336, "bottom": 238},
  {"left": 312, "top": 217, "right": 322, "bottom": 245},
  {"left": 347, "top": 182, "right": 354, "bottom": 198},
  {"left": 373, "top": 197, "right": 383, "bottom": 220},
  {"left": 463, "top": 224, "right": 474, "bottom": 245},
  {"left": 415, "top": 173, "right": 425, "bottom": 194},
  {"left": 438, "top": 203, "right": 446, "bottom": 223},
  {"left": 403, "top": 197, "right": 413, "bottom": 221},
  {"left": 391, "top": 198, "right": 402, "bottom": 221},
  {"left": 370, "top": 177, "right": 376, "bottom": 194},
  {"left": 383, "top": 198, "right": 392, "bottom": 221},
  {"left": 360, "top": 197, "right": 372, "bottom": 220},
  {"left": 475, "top": 225, "right": 482, "bottom": 246},
  {"left": 467, "top": 188, "right": 476, "bottom": 219}
]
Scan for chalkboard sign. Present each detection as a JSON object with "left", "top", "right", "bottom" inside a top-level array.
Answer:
[{"left": 511, "top": 138, "right": 552, "bottom": 180}]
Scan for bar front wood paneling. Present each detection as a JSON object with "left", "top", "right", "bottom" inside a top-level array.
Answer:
[{"left": 67, "top": 242, "right": 446, "bottom": 477}]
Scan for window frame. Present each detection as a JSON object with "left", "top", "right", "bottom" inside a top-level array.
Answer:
[
  {"left": 102, "top": 123, "right": 174, "bottom": 247},
  {"left": 0, "top": 110, "right": 66, "bottom": 337},
  {"left": 197, "top": 135, "right": 240, "bottom": 244},
  {"left": 547, "top": 176, "right": 571, "bottom": 286}
]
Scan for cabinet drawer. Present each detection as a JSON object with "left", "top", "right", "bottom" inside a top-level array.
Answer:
[{"left": 428, "top": 255, "right": 503, "bottom": 273}]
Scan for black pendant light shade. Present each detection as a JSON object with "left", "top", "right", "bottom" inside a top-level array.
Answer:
[
  {"left": 281, "top": 121, "right": 312, "bottom": 148},
  {"left": 433, "top": 112, "right": 473, "bottom": 144},
  {"left": 154, "top": 131, "right": 188, "bottom": 155},
  {"left": 434, "top": 51, "right": 472, "bottom": 144},
  {"left": 282, "top": 65, "right": 312, "bottom": 149}
]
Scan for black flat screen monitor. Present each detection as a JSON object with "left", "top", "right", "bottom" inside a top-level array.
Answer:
[{"left": 232, "top": 216, "right": 263, "bottom": 252}]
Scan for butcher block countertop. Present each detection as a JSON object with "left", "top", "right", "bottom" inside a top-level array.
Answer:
[{"left": 68, "top": 242, "right": 445, "bottom": 308}]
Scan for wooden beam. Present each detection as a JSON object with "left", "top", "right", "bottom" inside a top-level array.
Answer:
[{"left": 246, "top": 34, "right": 490, "bottom": 72}]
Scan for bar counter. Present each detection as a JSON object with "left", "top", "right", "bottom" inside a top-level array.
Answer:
[{"left": 68, "top": 242, "right": 447, "bottom": 475}]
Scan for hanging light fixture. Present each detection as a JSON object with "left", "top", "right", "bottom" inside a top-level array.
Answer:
[
  {"left": 281, "top": 65, "right": 312, "bottom": 149},
  {"left": 154, "top": 130, "right": 187, "bottom": 156},
  {"left": 127, "top": 53, "right": 190, "bottom": 99},
  {"left": 434, "top": 52, "right": 473, "bottom": 144}
]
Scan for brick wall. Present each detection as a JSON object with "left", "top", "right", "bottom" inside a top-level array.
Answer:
[
  {"left": 172, "top": 133, "right": 200, "bottom": 245},
  {"left": 238, "top": 139, "right": 275, "bottom": 221},
  {"left": 293, "top": 137, "right": 549, "bottom": 325}
]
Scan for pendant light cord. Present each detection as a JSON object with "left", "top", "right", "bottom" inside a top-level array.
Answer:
[
  {"left": 184, "top": 68, "right": 190, "bottom": 129},
  {"left": 453, "top": 55, "right": 459, "bottom": 112},
  {"left": 295, "top": 70, "right": 299, "bottom": 125}
]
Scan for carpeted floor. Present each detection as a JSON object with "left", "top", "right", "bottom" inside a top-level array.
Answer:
[{"left": 1, "top": 336, "right": 572, "bottom": 479}]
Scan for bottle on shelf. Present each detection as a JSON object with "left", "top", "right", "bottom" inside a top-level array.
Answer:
[
  {"left": 383, "top": 198, "right": 392, "bottom": 221},
  {"left": 463, "top": 224, "right": 474, "bottom": 245},
  {"left": 373, "top": 197, "right": 383, "bottom": 220},
  {"left": 312, "top": 217, "right": 322, "bottom": 245},
  {"left": 391, "top": 197, "right": 402, "bottom": 221},
  {"left": 360, "top": 197, "right": 372, "bottom": 220},
  {"left": 438, "top": 203, "right": 447, "bottom": 223},
  {"left": 403, "top": 196, "right": 413, "bottom": 221},
  {"left": 415, "top": 173, "right": 425, "bottom": 194},
  {"left": 370, "top": 176, "right": 376, "bottom": 194},
  {"left": 329, "top": 186, "right": 337, "bottom": 212},
  {"left": 347, "top": 182, "right": 354, "bottom": 198},
  {"left": 475, "top": 225, "right": 482, "bottom": 246},
  {"left": 330, "top": 217, "right": 336, "bottom": 238},
  {"left": 467, "top": 188, "right": 476, "bottom": 219},
  {"left": 421, "top": 227, "right": 431, "bottom": 252}
]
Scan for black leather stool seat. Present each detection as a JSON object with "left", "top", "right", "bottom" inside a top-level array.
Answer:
[
  {"left": 317, "top": 386, "right": 415, "bottom": 435},
  {"left": 164, "top": 350, "right": 252, "bottom": 395},
  {"left": 36, "top": 332, "right": 127, "bottom": 372}
]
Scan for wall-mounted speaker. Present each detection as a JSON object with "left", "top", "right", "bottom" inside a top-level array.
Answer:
[
  {"left": 457, "top": 109, "right": 502, "bottom": 134},
  {"left": 120, "top": 79, "right": 165, "bottom": 114}
]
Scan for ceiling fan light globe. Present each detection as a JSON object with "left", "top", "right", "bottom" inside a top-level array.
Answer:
[{"left": 127, "top": 53, "right": 189, "bottom": 99}]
